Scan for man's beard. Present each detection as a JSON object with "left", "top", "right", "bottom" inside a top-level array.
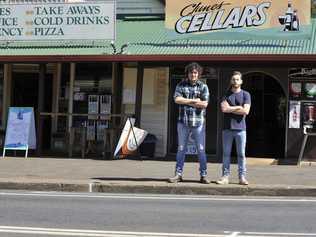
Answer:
[{"left": 232, "top": 84, "right": 241, "bottom": 89}]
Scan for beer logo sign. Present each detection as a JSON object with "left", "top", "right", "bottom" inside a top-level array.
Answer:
[{"left": 165, "top": 0, "right": 311, "bottom": 39}]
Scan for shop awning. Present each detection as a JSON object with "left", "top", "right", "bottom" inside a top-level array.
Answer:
[{"left": 1, "top": 19, "right": 316, "bottom": 62}]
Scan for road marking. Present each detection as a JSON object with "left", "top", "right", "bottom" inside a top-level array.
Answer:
[
  {"left": 0, "top": 226, "right": 316, "bottom": 237},
  {"left": 0, "top": 226, "right": 224, "bottom": 237},
  {"left": 244, "top": 231, "right": 316, "bottom": 236},
  {"left": 227, "top": 232, "right": 240, "bottom": 236},
  {"left": 1, "top": 191, "right": 316, "bottom": 203}
]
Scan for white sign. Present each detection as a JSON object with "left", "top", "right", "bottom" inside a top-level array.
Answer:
[
  {"left": 114, "top": 117, "right": 135, "bottom": 157},
  {"left": 3, "top": 107, "right": 36, "bottom": 158},
  {"left": 0, "top": 0, "right": 116, "bottom": 41},
  {"left": 289, "top": 101, "right": 301, "bottom": 129},
  {"left": 114, "top": 117, "right": 148, "bottom": 158}
]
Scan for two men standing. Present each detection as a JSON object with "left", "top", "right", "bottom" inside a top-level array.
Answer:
[{"left": 169, "top": 64, "right": 251, "bottom": 185}]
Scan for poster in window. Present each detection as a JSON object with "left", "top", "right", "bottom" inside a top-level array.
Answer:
[
  {"left": 289, "top": 101, "right": 301, "bottom": 129},
  {"left": 289, "top": 82, "right": 302, "bottom": 99},
  {"left": 304, "top": 83, "right": 316, "bottom": 99},
  {"left": 302, "top": 102, "right": 316, "bottom": 126}
]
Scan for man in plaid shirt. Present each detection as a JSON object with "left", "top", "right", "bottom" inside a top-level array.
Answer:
[{"left": 168, "top": 62, "right": 210, "bottom": 184}]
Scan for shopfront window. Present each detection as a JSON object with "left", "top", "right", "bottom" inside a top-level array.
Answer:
[
  {"left": 72, "top": 63, "right": 112, "bottom": 128},
  {"left": 288, "top": 68, "right": 316, "bottom": 160},
  {"left": 122, "top": 64, "right": 137, "bottom": 114},
  {"left": 55, "top": 63, "right": 113, "bottom": 131},
  {"left": 52, "top": 63, "right": 113, "bottom": 154},
  {"left": 141, "top": 67, "right": 169, "bottom": 157},
  {"left": 54, "top": 63, "right": 70, "bottom": 134},
  {"left": 122, "top": 64, "right": 170, "bottom": 157}
]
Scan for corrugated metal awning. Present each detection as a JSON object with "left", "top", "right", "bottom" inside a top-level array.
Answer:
[{"left": 1, "top": 19, "right": 316, "bottom": 62}]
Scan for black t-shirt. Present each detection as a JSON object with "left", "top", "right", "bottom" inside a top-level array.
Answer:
[{"left": 222, "top": 89, "right": 251, "bottom": 131}]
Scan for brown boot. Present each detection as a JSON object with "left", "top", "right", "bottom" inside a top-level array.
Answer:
[{"left": 168, "top": 174, "right": 183, "bottom": 183}]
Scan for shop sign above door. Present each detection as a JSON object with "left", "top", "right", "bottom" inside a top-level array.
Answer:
[
  {"left": 0, "top": 0, "right": 115, "bottom": 41},
  {"left": 165, "top": 0, "right": 311, "bottom": 39}
]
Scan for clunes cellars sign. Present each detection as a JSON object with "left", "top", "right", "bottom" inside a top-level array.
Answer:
[
  {"left": 0, "top": 0, "right": 115, "bottom": 41},
  {"left": 165, "top": 0, "right": 311, "bottom": 39}
]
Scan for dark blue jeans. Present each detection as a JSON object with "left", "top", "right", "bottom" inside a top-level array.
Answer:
[
  {"left": 175, "top": 122, "right": 207, "bottom": 177},
  {"left": 222, "top": 129, "right": 247, "bottom": 178}
]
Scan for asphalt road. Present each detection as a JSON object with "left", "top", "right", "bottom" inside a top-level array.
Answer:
[{"left": 0, "top": 191, "right": 316, "bottom": 237}]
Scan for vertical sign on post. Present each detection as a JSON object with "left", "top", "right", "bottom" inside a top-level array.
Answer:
[{"left": 2, "top": 107, "right": 36, "bottom": 158}]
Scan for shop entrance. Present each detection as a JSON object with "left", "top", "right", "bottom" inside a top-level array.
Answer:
[
  {"left": 242, "top": 72, "right": 286, "bottom": 158},
  {"left": 12, "top": 72, "right": 38, "bottom": 109},
  {"left": 12, "top": 71, "right": 53, "bottom": 150}
]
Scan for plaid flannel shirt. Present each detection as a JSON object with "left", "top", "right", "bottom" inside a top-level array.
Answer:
[{"left": 174, "top": 79, "right": 209, "bottom": 127}]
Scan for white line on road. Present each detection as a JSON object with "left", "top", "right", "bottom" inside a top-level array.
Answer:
[
  {"left": 1, "top": 191, "right": 316, "bottom": 203},
  {"left": 227, "top": 232, "right": 240, "bottom": 237},
  {"left": 0, "top": 226, "right": 225, "bottom": 237},
  {"left": 0, "top": 226, "right": 316, "bottom": 237},
  {"left": 243, "top": 232, "right": 316, "bottom": 236}
]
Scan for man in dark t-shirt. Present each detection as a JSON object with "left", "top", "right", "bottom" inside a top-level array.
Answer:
[{"left": 216, "top": 71, "right": 251, "bottom": 185}]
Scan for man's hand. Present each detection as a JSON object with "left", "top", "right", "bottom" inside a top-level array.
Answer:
[
  {"left": 221, "top": 100, "right": 243, "bottom": 113},
  {"left": 175, "top": 97, "right": 208, "bottom": 109},
  {"left": 221, "top": 100, "right": 250, "bottom": 115},
  {"left": 191, "top": 99, "right": 208, "bottom": 109},
  {"left": 232, "top": 104, "right": 250, "bottom": 115}
]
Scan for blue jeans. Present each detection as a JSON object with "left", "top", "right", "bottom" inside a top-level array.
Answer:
[
  {"left": 222, "top": 129, "right": 247, "bottom": 178},
  {"left": 175, "top": 122, "right": 207, "bottom": 177}
]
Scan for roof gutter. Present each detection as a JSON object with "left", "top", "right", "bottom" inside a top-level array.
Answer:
[{"left": 0, "top": 54, "right": 316, "bottom": 63}]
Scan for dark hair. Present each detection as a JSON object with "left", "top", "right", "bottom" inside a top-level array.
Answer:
[
  {"left": 232, "top": 71, "right": 242, "bottom": 79},
  {"left": 185, "top": 62, "right": 203, "bottom": 78}
]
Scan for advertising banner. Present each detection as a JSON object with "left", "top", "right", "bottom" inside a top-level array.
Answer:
[
  {"left": 303, "top": 102, "right": 316, "bottom": 127},
  {"left": 3, "top": 107, "right": 36, "bottom": 158},
  {"left": 114, "top": 117, "right": 148, "bottom": 158},
  {"left": 0, "top": 0, "right": 115, "bottom": 41},
  {"left": 165, "top": 0, "right": 311, "bottom": 39}
]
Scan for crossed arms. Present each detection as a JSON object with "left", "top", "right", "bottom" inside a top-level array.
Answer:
[
  {"left": 175, "top": 97, "right": 249, "bottom": 114},
  {"left": 174, "top": 97, "right": 208, "bottom": 109},
  {"left": 221, "top": 100, "right": 250, "bottom": 115}
]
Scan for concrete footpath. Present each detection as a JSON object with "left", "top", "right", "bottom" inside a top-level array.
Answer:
[{"left": 0, "top": 157, "right": 316, "bottom": 196}]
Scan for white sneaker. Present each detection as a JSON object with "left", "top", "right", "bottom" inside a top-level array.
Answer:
[
  {"left": 215, "top": 176, "right": 229, "bottom": 185},
  {"left": 239, "top": 177, "right": 249, "bottom": 185}
]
